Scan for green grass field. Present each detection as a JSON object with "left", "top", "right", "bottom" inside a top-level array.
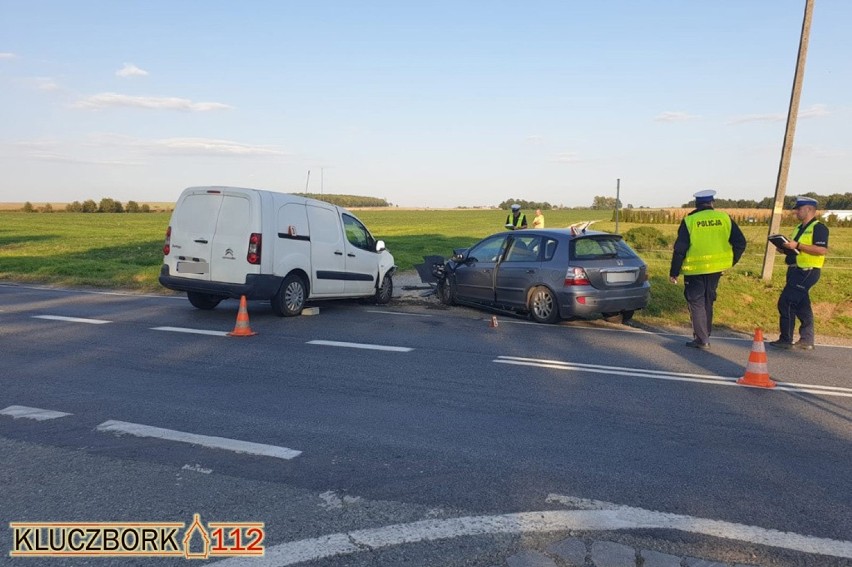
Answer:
[{"left": 2, "top": 210, "right": 850, "bottom": 338}]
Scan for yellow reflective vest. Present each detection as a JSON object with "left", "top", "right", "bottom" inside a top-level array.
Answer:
[
  {"left": 681, "top": 209, "right": 734, "bottom": 275},
  {"left": 792, "top": 221, "right": 826, "bottom": 268}
]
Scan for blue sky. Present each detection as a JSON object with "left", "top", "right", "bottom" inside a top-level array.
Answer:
[{"left": 1, "top": 1, "right": 849, "bottom": 208}]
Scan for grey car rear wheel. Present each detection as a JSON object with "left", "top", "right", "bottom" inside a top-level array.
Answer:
[{"left": 529, "top": 286, "right": 559, "bottom": 324}]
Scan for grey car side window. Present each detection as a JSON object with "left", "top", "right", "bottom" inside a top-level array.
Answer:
[{"left": 468, "top": 236, "right": 507, "bottom": 263}]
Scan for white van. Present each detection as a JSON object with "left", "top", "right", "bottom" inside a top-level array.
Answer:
[{"left": 159, "top": 186, "right": 396, "bottom": 316}]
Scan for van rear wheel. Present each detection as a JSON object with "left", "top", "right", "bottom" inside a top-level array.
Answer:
[
  {"left": 187, "top": 292, "right": 223, "bottom": 310},
  {"left": 272, "top": 274, "right": 307, "bottom": 317}
]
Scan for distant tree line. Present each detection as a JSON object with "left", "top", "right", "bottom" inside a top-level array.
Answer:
[
  {"left": 497, "top": 199, "right": 554, "bottom": 210},
  {"left": 298, "top": 193, "right": 390, "bottom": 207},
  {"left": 615, "top": 208, "right": 852, "bottom": 227},
  {"left": 19, "top": 198, "right": 153, "bottom": 213},
  {"left": 680, "top": 192, "right": 852, "bottom": 209}
]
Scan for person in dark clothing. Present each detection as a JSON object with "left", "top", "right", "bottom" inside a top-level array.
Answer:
[
  {"left": 669, "top": 190, "right": 747, "bottom": 349},
  {"left": 505, "top": 204, "right": 528, "bottom": 230},
  {"left": 769, "top": 196, "right": 829, "bottom": 350}
]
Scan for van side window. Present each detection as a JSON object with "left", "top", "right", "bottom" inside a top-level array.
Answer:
[{"left": 342, "top": 214, "right": 374, "bottom": 251}]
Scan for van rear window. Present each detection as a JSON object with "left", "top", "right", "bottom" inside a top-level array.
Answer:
[{"left": 173, "top": 194, "right": 222, "bottom": 234}]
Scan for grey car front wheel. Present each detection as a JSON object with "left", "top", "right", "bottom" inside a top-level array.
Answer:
[{"left": 529, "top": 286, "right": 559, "bottom": 324}]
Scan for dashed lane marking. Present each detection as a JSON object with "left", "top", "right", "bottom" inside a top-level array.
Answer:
[
  {"left": 150, "top": 326, "right": 229, "bottom": 337},
  {"left": 31, "top": 315, "right": 111, "bottom": 324},
  {"left": 210, "top": 495, "right": 852, "bottom": 566},
  {"left": 0, "top": 405, "right": 72, "bottom": 421},
  {"left": 307, "top": 340, "right": 413, "bottom": 352},
  {"left": 95, "top": 420, "right": 301, "bottom": 460},
  {"left": 494, "top": 356, "right": 852, "bottom": 398}
]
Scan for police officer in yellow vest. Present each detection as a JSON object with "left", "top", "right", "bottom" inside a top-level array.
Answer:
[
  {"left": 669, "top": 190, "right": 746, "bottom": 349},
  {"left": 505, "top": 204, "right": 528, "bottom": 230},
  {"left": 769, "top": 196, "right": 829, "bottom": 350}
]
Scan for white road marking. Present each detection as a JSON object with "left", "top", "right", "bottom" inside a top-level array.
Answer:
[
  {"left": 0, "top": 405, "right": 71, "bottom": 421},
  {"left": 210, "top": 496, "right": 852, "bottom": 566},
  {"left": 151, "top": 326, "right": 229, "bottom": 337},
  {"left": 307, "top": 340, "right": 413, "bottom": 352},
  {"left": 366, "top": 309, "right": 433, "bottom": 317},
  {"left": 95, "top": 420, "right": 301, "bottom": 460},
  {"left": 495, "top": 356, "right": 852, "bottom": 398},
  {"left": 181, "top": 463, "right": 213, "bottom": 474},
  {"left": 0, "top": 283, "right": 184, "bottom": 299},
  {"left": 32, "top": 315, "right": 111, "bottom": 324}
]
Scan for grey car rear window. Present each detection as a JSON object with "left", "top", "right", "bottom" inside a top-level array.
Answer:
[{"left": 571, "top": 237, "right": 638, "bottom": 260}]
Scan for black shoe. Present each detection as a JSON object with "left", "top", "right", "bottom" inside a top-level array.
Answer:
[
  {"left": 794, "top": 341, "right": 815, "bottom": 350},
  {"left": 685, "top": 340, "right": 710, "bottom": 350},
  {"left": 768, "top": 340, "right": 794, "bottom": 350}
]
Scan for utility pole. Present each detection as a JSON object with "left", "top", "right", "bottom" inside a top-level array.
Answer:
[
  {"left": 761, "top": 0, "right": 814, "bottom": 281},
  {"left": 305, "top": 170, "right": 311, "bottom": 193},
  {"left": 321, "top": 167, "right": 324, "bottom": 195},
  {"left": 615, "top": 178, "right": 621, "bottom": 234}
]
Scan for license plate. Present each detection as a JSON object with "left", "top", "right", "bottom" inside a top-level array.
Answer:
[
  {"left": 176, "top": 262, "right": 207, "bottom": 274},
  {"left": 605, "top": 271, "right": 636, "bottom": 284}
]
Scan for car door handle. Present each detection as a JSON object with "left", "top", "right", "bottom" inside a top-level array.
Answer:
[
  {"left": 194, "top": 239, "right": 208, "bottom": 244},
  {"left": 334, "top": 251, "right": 343, "bottom": 255},
  {"left": 348, "top": 253, "right": 356, "bottom": 257},
  {"left": 527, "top": 269, "right": 536, "bottom": 274}
]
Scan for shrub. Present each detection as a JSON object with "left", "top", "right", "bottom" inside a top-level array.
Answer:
[{"left": 623, "top": 226, "right": 671, "bottom": 251}]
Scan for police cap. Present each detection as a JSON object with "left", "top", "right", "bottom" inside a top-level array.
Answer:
[
  {"left": 793, "top": 196, "right": 818, "bottom": 209},
  {"left": 693, "top": 189, "right": 716, "bottom": 205},
  {"left": 511, "top": 204, "right": 521, "bottom": 211}
]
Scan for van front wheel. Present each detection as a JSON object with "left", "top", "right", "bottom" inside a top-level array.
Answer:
[
  {"left": 272, "top": 274, "right": 307, "bottom": 317},
  {"left": 375, "top": 273, "right": 393, "bottom": 304},
  {"left": 187, "top": 292, "right": 223, "bottom": 310}
]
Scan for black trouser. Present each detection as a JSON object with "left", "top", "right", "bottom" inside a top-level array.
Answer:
[
  {"left": 778, "top": 266, "right": 821, "bottom": 344},
  {"left": 684, "top": 272, "right": 722, "bottom": 345}
]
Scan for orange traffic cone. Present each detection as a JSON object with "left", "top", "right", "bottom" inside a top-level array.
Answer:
[
  {"left": 228, "top": 295, "right": 257, "bottom": 337},
  {"left": 737, "top": 328, "right": 776, "bottom": 388},
  {"left": 489, "top": 315, "right": 499, "bottom": 328}
]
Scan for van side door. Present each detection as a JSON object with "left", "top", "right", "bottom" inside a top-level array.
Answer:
[
  {"left": 341, "top": 213, "right": 378, "bottom": 295},
  {"left": 307, "top": 204, "right": 345, "bottom": 295}
]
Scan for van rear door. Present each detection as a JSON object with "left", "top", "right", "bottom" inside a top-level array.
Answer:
[
  {"left": 210, "top": 192, "right": 257, "bottom": 283},
  {"left": 167, "top": 190, "right": 223, "bottom": 281}
]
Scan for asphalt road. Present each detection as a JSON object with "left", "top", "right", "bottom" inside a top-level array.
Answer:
[{"left": 0, "top": 283, "right": 850, "bottom": 566}]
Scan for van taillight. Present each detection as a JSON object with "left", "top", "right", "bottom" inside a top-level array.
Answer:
[
  {"left": 564, "top": 267, "right": 590, "bottom": 286},
  {"left": 247, "top": 233, "right": 262, "bottom": 264},
  {"left": 163, "top": 226, "right": 171, "bottom": 256}
]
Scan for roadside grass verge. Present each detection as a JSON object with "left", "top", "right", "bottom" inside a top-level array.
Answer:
[{"left": 1, "top": 210, "right": 850, "bottom": 338}]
